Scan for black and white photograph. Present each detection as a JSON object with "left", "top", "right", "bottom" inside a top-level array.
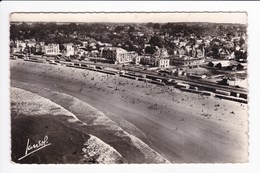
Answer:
[{"left": 8, "top": 12, "right": 249, "bottom": 164}]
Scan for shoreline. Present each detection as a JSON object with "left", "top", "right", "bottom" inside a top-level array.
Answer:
[
  {"left": 11, "top": 87, "right": 124, "bottom": 164},
  {"left": 11, "top": 85, "right": 169, "bottom": 164}
]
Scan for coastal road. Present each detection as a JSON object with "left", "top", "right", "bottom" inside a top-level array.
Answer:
[
  {"left": 69, "top": 59, "right": 248, "bottom": 95},
  {"left": 122, "top": 68, "right": 247, "bottom": 94},
  {"left": 24, "top": 55, "right": 247, "bottom": 94}
]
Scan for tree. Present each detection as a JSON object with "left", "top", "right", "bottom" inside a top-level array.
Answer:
[
  {"left": 208, "top": 62, "right": 214, "bottom": 67},
  {"left": 145, "top": 46, "right": 157, "bottom": 55},
  {"left": 115, "top": 25, "right": 124, "bottom": 33},
  {"left": 10, "top": 24, "right": 21, "bottom": 40},
  {"left": 241, "top": 51, "right": 247, "bottom": 60},
  {"left": 152, "top": 23, "right": 161, "bottom": 30},
  {"left": 149, "top": 35, "right": 164, "bottom": 48},
  {"left": 211, "top": 45, "right": 220, "bottom": 59},
  {"left": 216, "top": 62, "right": 222, "bottom": 69},
  {"left": 239, "top": 38, "right": 245, "bottom": 46},
  {"left": 128, "top": 26, "right": 135, "bottom": 33},
  {"left": 59, "top": 44, "right": 65, "bottom": 52},
  {"left": 234, "top": 50, "right": 241, "bottom": 60},
  {"left": 237, "top": 63, "right": 244, "bottom": 70},
  {"left": 147, "top": 22, "right": 153, "bottom": 28}
]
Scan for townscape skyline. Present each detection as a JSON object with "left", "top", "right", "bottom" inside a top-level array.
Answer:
[{"left": 10, "top": 13, "right": 247, "bottom": 24}]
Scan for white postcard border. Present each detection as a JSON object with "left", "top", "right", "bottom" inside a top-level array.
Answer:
[{"left": 1, "top": 1, "right": 260, "bottom": 173}]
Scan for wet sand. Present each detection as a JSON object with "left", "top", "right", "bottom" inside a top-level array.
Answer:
[
  {"left": 10, "top": 59, "right": 248, "bottom": 163},
  {"left": 11, "top": 87, "right": 124, "bottom": 164}
]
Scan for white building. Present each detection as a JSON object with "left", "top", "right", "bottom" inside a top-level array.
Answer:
[
  {"left": 81, "top": 41, "right": 88, "bottom": 48},
  {"left": 62, "top": 43, "right": 74, "bottom": 57},
  {"left": 140, "top": 56, "right": 170, "bottom": 68},
  {"left": 133, "top": 56, "right": 141, "bottom": 64},
  {"left": 102, "top": 47, "right": 138, "bottom": 64},
  {"left": 155, "top": 58, "right": 170, "bottom": 68},
  {"left": 14, "top": 40, "right": 26, "bottom": 52},
  {"left": 43, "top": 44, "right": 60, "bottom": 56}
]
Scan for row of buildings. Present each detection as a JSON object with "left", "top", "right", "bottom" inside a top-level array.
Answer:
[
  {"left": 10, "top": 39, "right": 208, "bottom": 68},
  {"left": 10, "top": 40, "right": 92, "bottom": 59},
  {"left": 103, "top": 45, "right": 206, "bottom": 68},
  {"left": 11, "top": 40, "right": 61, "bottom": 56}
]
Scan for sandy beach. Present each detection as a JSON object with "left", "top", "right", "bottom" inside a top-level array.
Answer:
[{"left": 10, "top": 59, "right": 248, "bottom": 163}]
